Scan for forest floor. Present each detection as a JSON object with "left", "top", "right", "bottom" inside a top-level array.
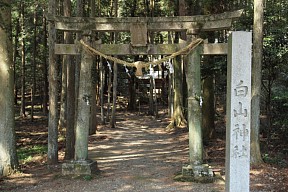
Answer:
[{"left": 0, "top": 107, "right": 288, "bottom": 192}]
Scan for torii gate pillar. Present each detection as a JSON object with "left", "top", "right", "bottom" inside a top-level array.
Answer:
[
  {"left": 62, "top": 35, "right": 98, "bottom": 175},
  {"left": 182, "top": 28, "right": 214, "bottom": 180}
]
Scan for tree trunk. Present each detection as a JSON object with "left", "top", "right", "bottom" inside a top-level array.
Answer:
[
  {"left": 168, "top": 70, "right": 174, "bottom": 118},
  {"left": 174, "top": 55, "right": 186, "bottom": 126},
  {"left": 58, "top": 60, "right": 67, "bottom": 134},
  {"left": 199, "top": 1, "right": 223, "bottom": 142},
  {"left": 20, "top": 0, "right": 26, "bottom": 117},
  {"left": 47, "top": 0, "right": 59, "bottom": 165},
  {"left": 99, "top": 58, "right": 105, "bottom": 124},
  {"left": 128, "top": 71, "right": 137, "bottom": 111},
  {"left": 0, "top": 0, "right": 19, "bottom": 176},
  {"left": 91, "top": 0, "right": 95, "bottom": 16},
  {"left": 110, "top": 0, "right": 118, "bottom": 128},
  {"left": 178, "top": 0, "right": 187, "bottom": 39},
  {"left": 148, "top": 3, "right": 156, "bottom": 115},
  {"left": 251, "top": 0, "right": 264, "bottom": 165},
  {"left": 63, "top": 0, "right": 76, "bottom": 160},
  {"left": 58, "top": 0, "right": 70, "bottom": 134},
  {"left": 65, "top": 57, "right": 76, "bottom": 159},
  {"left": 166, "top": 0, "right": 187, "bottom": 129},
  {"left": 65, "top": 54, "right": 76, "bottom": 159},
  {"left": 149, "top": 74, "right": 154, "bottom": 115},
  {"left": 167, "top": 32, "right": 174, "bottom": 117},
  {"left": 166, "top": 55, "right": 186, "bottom": 130},
  {"left": 90, "top": 64, "right": 98, "bottom": 135},
  {"left": 42, "top": 14, "right": 49, "bottom": 114},
  {"left": 201, "top": 31, "right": 216, "bottom": 140},
  {"left": 161, "top": 64, "right": 167, "bottom": 105},
  {"left": 110, "top": 62, "right": 118, "bottom": 128},
  {"left": 106, "top": 63, "right": 112, "bottom": 122},
  {"left": 201, "top": 74, "right": 215, "bottom": 140},
  {"left": 13, "top": 18, "right": 20, "bottom": 106},
  {"left": 89, "top": 0, "right": 97, "bottom": 135},
  {"left": 31, "top": 4, "right": 38, "bottom": 121}
]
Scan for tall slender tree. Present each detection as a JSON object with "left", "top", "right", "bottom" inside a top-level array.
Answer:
[
  {"left": 42, "top": 13, "right": 49, "bottom": 114},
  {"left": 31, "top": 3, "right": 38, "bottom": 121},
  {"left": 58, "top": 0, "right": 69, "bottom": 133},
  {"left": 99, "top": 57, "right": 105, "bottom": 124},
  {"left": 201, "top": 0, "right": 226, "bottom": 140},
  {"left": 110, "top": 0, "right": 119, "bottom": 128},
  {"left": 64, "top": 0, "right": 76, "bottom": 160},
  {"left": 47, "top": 0, "right": 59, "bottom": 164},
  {"left": 251, "top": 0, "right": 264, "bottom": 164},
  {"left": 166, "top": 0, "right": 187, "bottom": 130},
  {"left": 19, "top": 0, "right": 26, "bottom": 117},
  {"left": 106, "top": 62, "right": 112, "bottom": 122},
  {"left": 13, "top": 17, "right": 20, "bottom": 105},
  {"left": 89, "top": 0, "right": 98, "bottom": 135},
  {"left": 0, "top": 0, "right": 19, "bottom": 176}
]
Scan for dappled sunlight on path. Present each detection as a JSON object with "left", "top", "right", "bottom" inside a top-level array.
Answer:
[
  {"left": 86, "top": 112, "right": 224, "bottom": 192},
  {"left": 2, "top": 111, "right": 286, "bottom": 191}
]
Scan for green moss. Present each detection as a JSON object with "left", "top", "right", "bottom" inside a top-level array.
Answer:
[
  {"left": 83, "top": 175, "right": 93, "bottom": 181},
  {"left": 173, "top": 172, "right": 217, "bottom": 183}
]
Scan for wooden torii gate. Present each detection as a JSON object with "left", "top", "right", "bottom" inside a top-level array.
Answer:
[{"left": 46, "top": 10, "right": 243, "bottom": 177}]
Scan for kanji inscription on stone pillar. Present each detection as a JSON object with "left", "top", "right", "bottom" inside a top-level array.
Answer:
[{"left": 225, "top": 31, "right": 252, "bottom": 192}]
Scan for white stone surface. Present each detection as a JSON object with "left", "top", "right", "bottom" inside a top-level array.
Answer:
[{"left": 225, "top": 31, "right": 252, "bottom": 192}]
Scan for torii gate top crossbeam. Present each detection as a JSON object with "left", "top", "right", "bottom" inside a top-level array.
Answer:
[
  {"left": 49, "top": 10, "right": 243, "bottom": 56},
  {"left": 46, "top": 10, "right": 243, "bottom": 32}
]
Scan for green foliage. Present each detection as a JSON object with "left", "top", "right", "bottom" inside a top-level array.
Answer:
[
  {"left": 82, "top": 175, "right": 93, "bottom": 181},
  {"left": 119, "top": 0, "right": 173, "bottom": 17},
  {"left": 232, "top": 1, "right": 253, "bottom": 31},
  {"left": 263, "top": 153, "right": 288, "bottom": 168},
  {"left": 12, "top": 0, "right": 48, "bottom": 91},
  {"left": 262, "top": 0, "right": 288, "bottom": 133},
  {"left": 17, "top": 145, "right": 47, "bottom": 163},
  {"left": 263, "top": 0, "right": 288, "bottom": 78}
]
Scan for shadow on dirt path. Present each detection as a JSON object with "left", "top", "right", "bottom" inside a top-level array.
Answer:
[
  {"left": 3, "top": 110, "right": 286, "bottom": 191},
  {"left": 1, "top": 110, "right": 226, "bottom": 192},
  {"left": 85, "top": 112, "right": 225, "bottom": 191}
]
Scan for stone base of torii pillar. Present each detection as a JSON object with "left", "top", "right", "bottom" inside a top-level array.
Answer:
[
  {"left": 178, "top": 163, "right": 214, "bottom": 183},
  {"left": 62, "top": 160, "right": 98, "bottom": 175}
]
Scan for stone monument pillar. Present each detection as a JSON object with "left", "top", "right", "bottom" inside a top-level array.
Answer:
[{"left": 225, "top": 31, "right": 252, "bottom": 192}]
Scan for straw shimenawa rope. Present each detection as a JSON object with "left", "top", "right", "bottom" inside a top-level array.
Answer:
[{"left": 80, "top": 38, "right": 203, "bottom": 68}]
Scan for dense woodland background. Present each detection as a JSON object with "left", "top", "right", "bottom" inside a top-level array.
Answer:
[{"left": 0, "top": 0, "right": 287, "bottom": 177}]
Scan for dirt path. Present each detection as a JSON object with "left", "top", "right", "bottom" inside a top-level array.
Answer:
[
  {"left": 5, "top": 111, "right": 224, "bottom": 192},
  {"left": 2, "top": 111, "right": 287, "bottom": 191},
  {"left": 87, "top": 112, "right": 224, "bottom": 192}
]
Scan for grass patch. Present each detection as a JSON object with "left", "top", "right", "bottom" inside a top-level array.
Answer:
[
  {"left": 17, "top": 145, "right": 47, "bottom": 164},
  {"left": 133, "top": 175, "right": 150, "bottom": 181}
]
